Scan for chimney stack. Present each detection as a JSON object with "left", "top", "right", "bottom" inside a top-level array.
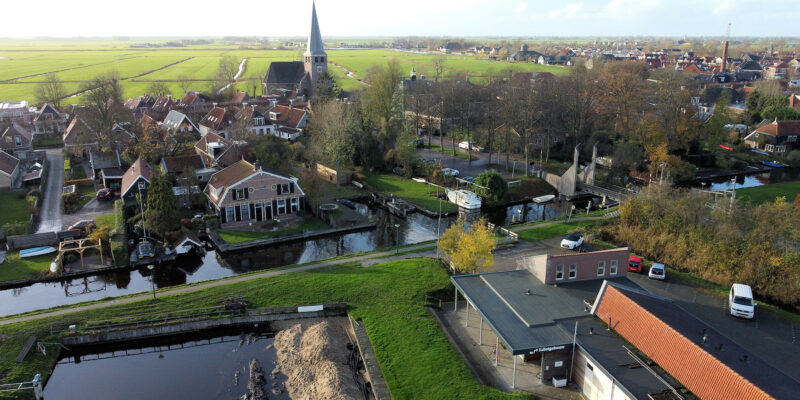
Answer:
[{"left": 721, "top": 41, "right": 729, "bottom": 73}]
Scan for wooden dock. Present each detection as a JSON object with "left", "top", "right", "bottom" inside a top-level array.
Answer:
[{"left": 15, "top": 336, "right": 37, "bottom": 362}]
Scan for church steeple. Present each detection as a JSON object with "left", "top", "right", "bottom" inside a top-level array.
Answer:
[
  {"left": 304, "top": 1, "right": 327, "bottom": 96},
  {"left": 305, "top": 1, "right": 326, "bottom": 57}
]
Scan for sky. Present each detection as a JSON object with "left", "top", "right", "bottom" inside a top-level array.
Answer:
[{"left": 1, "top": 0, "right": 798, "bottom": 38}]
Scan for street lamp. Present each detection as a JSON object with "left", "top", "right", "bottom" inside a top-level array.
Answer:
[
  {"left": 147, "top": 264, "right": 156, "bottom": 299},
  {"left": 394, "top": 223, "right": 401, "bottom": 255}
]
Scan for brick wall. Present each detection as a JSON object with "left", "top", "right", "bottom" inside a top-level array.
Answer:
[{"left": 518, "top": 248, "right": 629, "bottom": 284}]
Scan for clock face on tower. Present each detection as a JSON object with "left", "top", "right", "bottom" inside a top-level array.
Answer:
[{"left": 317, "top": 65, "right": 322, "bottom": 73}]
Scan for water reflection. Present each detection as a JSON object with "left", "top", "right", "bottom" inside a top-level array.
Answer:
[{"left": 0, "top": 205, "right": 456, "bottom": 317}]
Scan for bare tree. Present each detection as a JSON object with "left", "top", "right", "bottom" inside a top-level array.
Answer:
[
  {"left": 80, "top": 71, "right": 128, "bottom": 151},
  {"left": 146, "top": 81, "right": 172, "bottom": 98},
  {"left": 310, "top": 101, "right": 360, "bottom": 185},
  {"left": 35, "top": 73, "right": 67, "bottom": 109},
  {"left": 176, "top": 74, "right": 192, "bottom": 96},
  {"left": 210, "top": 56, "right": 240, "bottom": 101}
]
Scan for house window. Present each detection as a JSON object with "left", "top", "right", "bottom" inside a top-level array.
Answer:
[
  {"left": 597, "top": 261, "right": 605, "bottom": 276},
  {"left": 291, "top": 197, "right": 299, "bottom": 212},
  {"left": 138, "top": 181, "right": 146, "bottom": 190},
  {"left": 240, "top": 204, "right": 250, "bottom": 221},
  {"left": 235, "top": 188, "right": 244, "bottom": 200},
  {"left": 225, "top": 206, "right": 235, "bottom": 222},
  {"left": 555, "top": 265, "right": 564, "bottom": 280},
  {"left": 14, "top": 136, "right": 21, "bottom": 146},
  {"left": 568, "top": 264, "right": 577, "bottom": 279},
  {"left": 610, "top": 260, "right": 618, "bottom": 275},
  {"left": 280, "top": 183, "right": 289, "bottom": 194},
  {"left": 788, "top": 136, "right": 797, "bottom": 142},
  {"left": 277, "top": 199, "right": 286, "bottom": 214},
  {"left": 765, "top": 144, "right": 774, "bottom": 152}
]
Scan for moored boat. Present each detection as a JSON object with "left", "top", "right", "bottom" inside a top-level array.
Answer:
[
  {"left": 19, "top": 246, "right": 57, "bottom": 258},
  {"left": 532, "top": 194, "right": 556, "bottom": 204}
]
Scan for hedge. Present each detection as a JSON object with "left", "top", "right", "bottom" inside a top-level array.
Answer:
[{"left": 110, "top": 199, "right": 128, "bottom": 266}]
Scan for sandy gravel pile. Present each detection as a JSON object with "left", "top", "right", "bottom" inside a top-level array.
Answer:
[{"left": 273, "top": 319, "right": 361, "bottom": 400}]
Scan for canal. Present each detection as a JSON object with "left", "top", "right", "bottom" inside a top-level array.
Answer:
[
  {"left": 44, "top": 326, "right": 287, "bottom": 400},
  {"left": 0, "top": 199, "right": 570, "bottom": 317}
]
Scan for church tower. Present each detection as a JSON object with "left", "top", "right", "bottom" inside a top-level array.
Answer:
[{"left": 304, "top": 1, "right": 327, "bottom": 94}]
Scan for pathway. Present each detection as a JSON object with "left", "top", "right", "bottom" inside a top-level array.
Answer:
[{"left": 36, "top": 149, "right": 64, "bottom": 233}]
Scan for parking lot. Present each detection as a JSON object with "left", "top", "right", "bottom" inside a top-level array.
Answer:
[{"left": 627, "top": 268, "right": 800, "bottom": 382}]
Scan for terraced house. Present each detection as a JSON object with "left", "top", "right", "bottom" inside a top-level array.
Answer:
[{"left": 204, "top": 160, "right": 304, "bottom": 228}]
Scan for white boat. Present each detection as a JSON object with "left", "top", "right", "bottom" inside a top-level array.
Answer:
[
  {"left": 532, "top": 194, "right": 555, "bottom": 204},
  {"left": 446, "top": 189, "right": 482, "bottom": 210},
  {"left": 19, "top": 246, "right": 57, "bottom": 258}
]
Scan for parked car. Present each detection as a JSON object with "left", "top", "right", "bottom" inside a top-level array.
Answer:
[
  {"left": 137, "top": 242, "right": 155, "bottom": 259},
  {"left": 411, "top": 138, "right": 425, "bottom": 148},
  {"left": 728, "top": 283, "right": 755, "bottom": 319},
  {"left": 462, "top": 176, "right": 475, "bottom": 183},
  {"left": 628, "top": 256, "right": 643, "bottom": 273},
  {"left": 458, "top": 141, "right": 482, "bottom": 151},
  {"left": 68, "top": 220, "right": 95, "bottom": 233},
  {"left": 648, "top": 263, "right": 666, "bottom": 280},
  {"left": 560, "top": 233, "right": 584, "bottom": 250},
  {"left": 441, "top": 168, "right": 459, "bottom": 177},
  {"left": 96, "top": 188, "right": 113, "bottom": 201}
]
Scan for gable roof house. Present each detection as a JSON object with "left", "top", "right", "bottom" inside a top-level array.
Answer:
[
  {"left": 120, "top": 157, "right": 153, "bottom": 206},
  {"left": 160, "top": 154, "right": 207, "bottom": 182},
  {"left": 88, "top": 150, "right": 122, "bottom": 180},
  {"left": 198, "top": 106, "right": 234, "bottom": 137},
  {"left": 0, "top": 150, "right": 21, "bottom": 189},
  {"left": 33, "top": 103, "right": 69, "bottom": 136},
  {"left": 0, "top": 123, "right": 33, "bottom": 155},
  {"left": 236, "top": 105, "right": 273, "bottom": 137},
  {"left": 204, "top": 160, "right": 304, "bottom": 228},
  {"left": 62, "top": 117, "right": 99, "bottom": 157},
  {"left": 765, "top": 62, "right": 789, "bottom": 80},
  {"left": 267, "top": 105, "right": 307, "bottom": 142},
  {"left": 744, "top": 120, "right": 800, "bottom": 155},
  {"left": 161, "top": 109, "right": 199, "bottom": 137}
]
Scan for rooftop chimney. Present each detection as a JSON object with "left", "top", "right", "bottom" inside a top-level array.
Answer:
[{"left": 722, "top": 41, "right": 729, "bottom": 73}]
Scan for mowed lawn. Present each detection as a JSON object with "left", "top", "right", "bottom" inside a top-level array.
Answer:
[
  {"left": 0, "top": 252, "right": 53, "bottom": 283},
  {"left": 366, "top": 172, "right": 457, "bottom": 213},
  {"left": 0, "top": 191, "right": 31, "bottom": 227},
  {"left": 516, "top": 220, "right": 600, "bottom": 241},
  {"left": 0, "top": 258, "right": 532, "bottom": 400},
  {"left": 737, "top": 181, "right": 800, "bottom": 206}
]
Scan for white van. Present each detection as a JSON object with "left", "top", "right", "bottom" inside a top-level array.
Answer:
[{"left": 729, "top": 283, "right": 755, "bottom": 319}]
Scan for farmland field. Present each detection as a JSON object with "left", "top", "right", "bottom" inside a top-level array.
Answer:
[{"left": 0, "top": 41, "right": 565, "bottom": 103}]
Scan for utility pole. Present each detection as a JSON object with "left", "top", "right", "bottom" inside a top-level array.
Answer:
[{"left": 729, "top": 177, "right": 737, "bottom": 213}]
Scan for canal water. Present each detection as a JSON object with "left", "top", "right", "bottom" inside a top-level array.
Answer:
[
  {"left": 691, "top": 167, "right": 800, "bottom": 191},
  {"left": 0, "top": 199, "right": 572, "bottom": 317},
  {"left": 44, "top": 327, "right": 287, "bottom": 400}
]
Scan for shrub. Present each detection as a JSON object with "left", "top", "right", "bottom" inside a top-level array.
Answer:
[
  {"left": 2, "top": 221, "right": 30, "bottom": 236},
  {"left": 473, "top": 169, "right": 508, "bottom": 205},
  {"left": 787, "top": 150, "right": 800, "bottom": 166}
]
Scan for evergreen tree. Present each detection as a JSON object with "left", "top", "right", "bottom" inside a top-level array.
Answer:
[{"left": 145, "top": 174, "right": 181, "bottom": 240}]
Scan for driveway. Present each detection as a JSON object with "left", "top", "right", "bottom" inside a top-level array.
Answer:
[
  {"left": 62, "top": 198, "right": 114, "bottom": 229},
  {"left": 417, "top": 141, "right": 531, "bottom": 181},
  {"left": 36, "top": 149, "right": 64, "bottom": 233},
  {"left": 627, "top": 270, "right": 800, "bottom": 382}
]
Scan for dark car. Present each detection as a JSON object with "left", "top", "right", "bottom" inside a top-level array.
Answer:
[{"left": 96, "top": 188, "right": 113, "bottom": 201}]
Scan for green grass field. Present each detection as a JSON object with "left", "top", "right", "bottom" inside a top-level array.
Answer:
[
  {"left": 366, "top": 172, "right": 457, "bottom": 213},
  {"left": 0, "top": 42, "right": 563, "bottom": 103},
  {"left": 0, "top": 258, "right": 531, "bottom": 400},
  {"left": 218, "top": 218, "right": 329, "bottom": 243},
  {"left": 737, "top": 181, "right": 800, "bottom": 206},
  {"left": 0, "top": 191, "right": 31, "bottom": 227},
  {"left": 516, "top": 220, "right": 599, "bottom": 241},
  {"left": 0, "top": 252, "right": 53, "bottom": 283}
]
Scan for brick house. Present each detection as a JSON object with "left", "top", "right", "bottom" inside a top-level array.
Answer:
[
  {"left": 204, "top": 160, "right": 304, "bottom": 228},
  {"left": 63, "top": 117, "right": 98, "bottom": 157},
  {"left": 120, "top": 158, "right": 153, "bottom": 207},
  {"left": 743, "top": 120, "right": 800, "bottom": 155},
  {"left": 0, "top": 123, "right": 33, "bottom": 155},
  {"left": 33, "top": 103, "right": 69, "bottom": 136},
  {"left": 516, "top": 248, "right": 630, "bottom": 285}
]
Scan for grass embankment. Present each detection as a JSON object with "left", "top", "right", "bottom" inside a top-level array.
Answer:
[
  {"left": 737, "top": 181, "right": 800, "bottom": 205},
  {"left": 218, "top": 218, "right": 330, "bottom": 244},
  {"left": 0, "top": 258, "right": 530, "bottom": 400},
  {"left": 0, "top": 191, "right": 32, "bottom": 227},
  {"left": 366, "top": 173, "right": 458, "bottom": 213},
  {"left": 516, "top": 220, "right": 601, "bottom": 241},
  {"left": 0, "top": 253, "right": 53, "bottom": 283}
]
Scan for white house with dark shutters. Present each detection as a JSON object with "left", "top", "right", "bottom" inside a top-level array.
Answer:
[{"left": 204, "top": 160, "right": 304, "bottom": 228}]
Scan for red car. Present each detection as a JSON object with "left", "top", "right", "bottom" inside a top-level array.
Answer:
[
  {"left": 628, "top": 256, "right": 643, "bottom": 273},
  {"left": 96, "top": 188, "right": 113, "bottom": 201}
]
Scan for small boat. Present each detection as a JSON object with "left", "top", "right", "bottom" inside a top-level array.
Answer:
[
  {"left": 761, "top": 160, "right": 786, "bottom": 168},
  {"left": 412, "top": 177, "right": 426, "bottom": 183},
  {"left": 532, "top": 194, "right": 556, "bottom": 204},
  {"left": 20, "top": 246, "right": 57, "bottom": 258},
  {"left": 446, "top": 189, "right": 481, "bottom": 210},
  {"left": 336, "top": 198, "right": 357, "bottom": 209}
]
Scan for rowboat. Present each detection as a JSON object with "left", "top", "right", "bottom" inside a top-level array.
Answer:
[
  {"left": 20, "top": 246, "right": 57, "bottom": 258},
  {"left": 532, "top": 194, "right": 555, "bottom": 204}
]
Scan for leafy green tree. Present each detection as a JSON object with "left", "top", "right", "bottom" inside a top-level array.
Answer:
[
  {"left": 473, "top": 169, "right": 507, "bottom": 205},
  {"left": 145, "top": 174, "right": 181, "bottom": 240},
  {"left": 253, "top": 135, "right": 293, "bottom": 174}
]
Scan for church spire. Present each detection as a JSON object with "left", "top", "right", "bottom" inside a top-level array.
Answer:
[{"left": 306, "top": 1, "right": 326, "bottom": 56}]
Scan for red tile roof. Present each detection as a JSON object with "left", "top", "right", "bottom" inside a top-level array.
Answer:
[
  {"left": 230, "top": 91, "right": 248, "bottom": 104},
  {"left": 200, "top": 107, "right": 227, "bottom": 130},
  {"left": 121, "top": 158, "right": 153, "bottom": 197},
  {"left": 0, "top": 150, "right": 20, "bottom": 176},
  {"left": 269, "top": 105, "right": 306, "bottom": 129},
  {"left": 754, "top": 120, "right": 800, "bottom": 136}
]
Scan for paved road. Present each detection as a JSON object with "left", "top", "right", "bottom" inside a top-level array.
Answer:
[
  {"left": 36, "top": 149, "right": 64, "bottom": 233},
  {"left": 627, "top": 267, "right": 800, "bottom": 382}
]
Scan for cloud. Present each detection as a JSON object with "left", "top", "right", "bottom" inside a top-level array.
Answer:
[
  {"left": 603, "top": 0, "right": 662, "bottom": 18},
  {"left": 515, "top": 2, "right": 528, "bottom": 13},
  {"left": 548, "top": 2, "right": 584, "bottom": 19}
]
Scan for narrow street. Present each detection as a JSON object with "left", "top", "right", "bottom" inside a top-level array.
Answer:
[{"left": 36, "top": 149, "right": 64, "bottom": 233}]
